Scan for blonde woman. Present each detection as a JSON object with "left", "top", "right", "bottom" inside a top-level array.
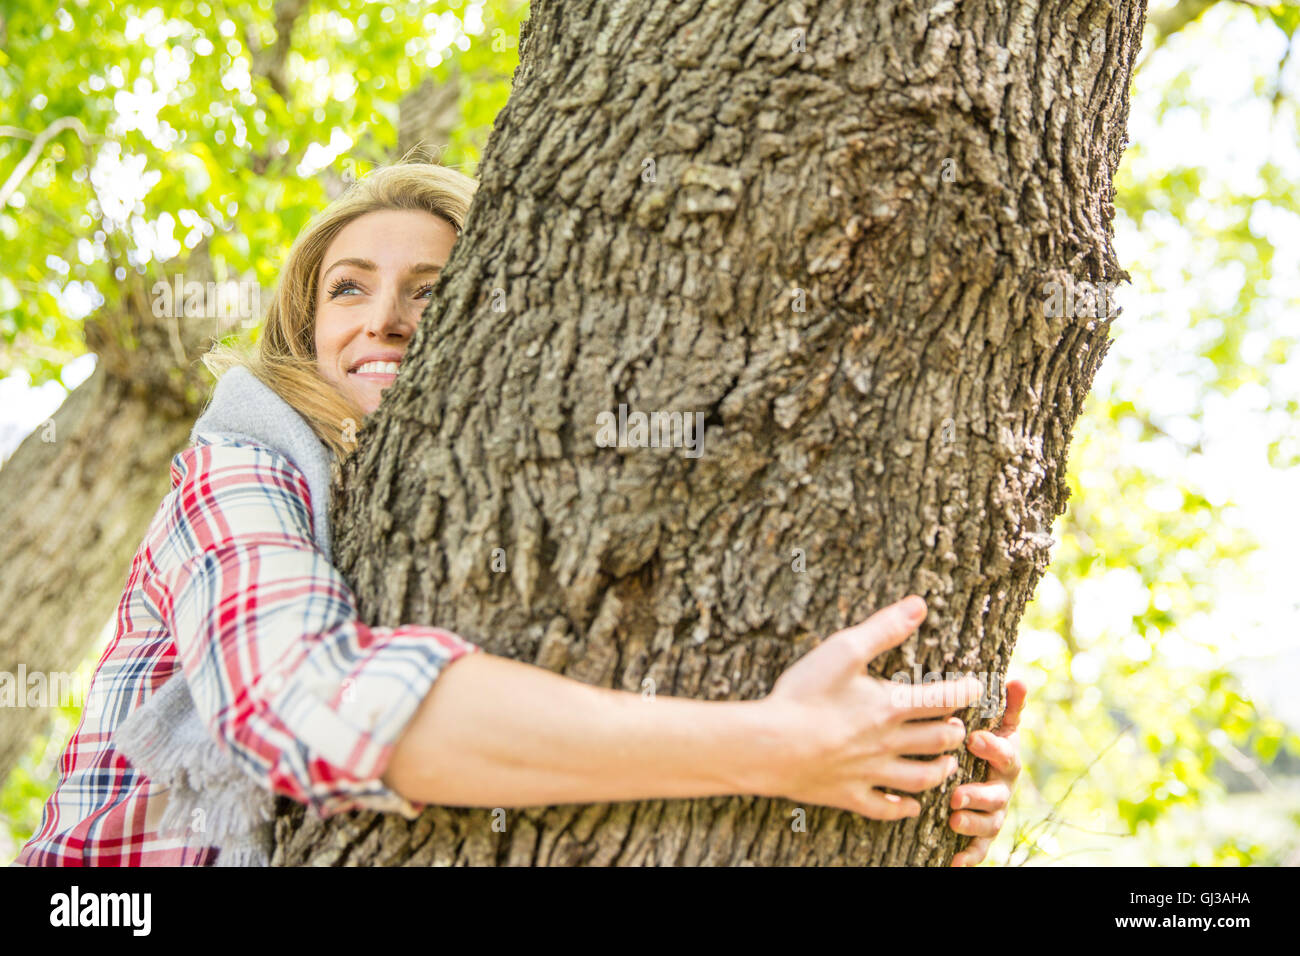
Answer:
[{"left": 17, "top": 162, "right": 1026, "bottom": 866}]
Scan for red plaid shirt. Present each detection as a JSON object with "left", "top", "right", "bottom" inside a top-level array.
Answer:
[{"left": 17, "top": 436, "right": 479, "bottom": 866}]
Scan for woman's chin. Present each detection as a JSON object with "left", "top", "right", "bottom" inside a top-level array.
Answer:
[{"left": 347, "top": 374, "right": 396, "bottom": 414}]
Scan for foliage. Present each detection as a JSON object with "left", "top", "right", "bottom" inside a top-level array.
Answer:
[
  {"left": 993, "top": 2, "right": 1300, "bottom": 865},
  {"left": 0, "top": 0, "right": 527, "bottom": 383},
  {"left": 2, "top": 0, "right": 1298, "bottom": 865}
]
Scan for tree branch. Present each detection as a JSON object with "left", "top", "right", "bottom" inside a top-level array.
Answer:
[{"left": 0, "top": 116, "right": 95, "bottom": 209}]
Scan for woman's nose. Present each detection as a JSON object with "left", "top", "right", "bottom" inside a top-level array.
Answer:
[{"left": 364, "top": 296, "right": 410, "bottom": 339}]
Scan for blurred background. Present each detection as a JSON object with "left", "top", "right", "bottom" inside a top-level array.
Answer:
[{"left": 0, "top": 0, "right": 1296, "bottom": 865}]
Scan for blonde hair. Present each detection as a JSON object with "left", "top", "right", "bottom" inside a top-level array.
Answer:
[{"left": 202, "top": 160, "right": 478, "bottom": 458}]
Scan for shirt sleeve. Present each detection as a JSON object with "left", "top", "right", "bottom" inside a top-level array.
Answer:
[{"left": 142, "top": 437, "right": 481, "bottom": 820}]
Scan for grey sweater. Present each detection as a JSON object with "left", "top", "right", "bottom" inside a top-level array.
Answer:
[{"left": 112, "top": 365, "right": 338, "bottom": 866}]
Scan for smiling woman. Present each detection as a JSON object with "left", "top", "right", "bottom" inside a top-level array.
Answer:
[
  {"left": 15, "top": 161, "right": 1022, "bottom": 867},
  {"left": 201, "top": 163, "right": 477, "bottom": 455}
]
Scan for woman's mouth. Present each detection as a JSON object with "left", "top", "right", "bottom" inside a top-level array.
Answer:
[{"left": 349, "top": 359, "right": 401, "bottom": 381}]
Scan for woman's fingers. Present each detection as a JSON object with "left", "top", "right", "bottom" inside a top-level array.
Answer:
[
  {"left": 952, "top": 837, "right": 992, "bottom": 867},
  {"left": 890, "top": 716, "right": 966, "bottom": 755},
  {"left": 944, "top": 680, "right": 1025, "bottom": 865},
  {"left": 970, "top": 730, "right": 1021, "bottom": 778},
  {"left": 889, "top": 675, "right": 984, "bottom": 719},
  {"left": 875, "top": 754, "right": 959, "bottom": 792},
  {"left": 856, "top": 789, "right": 922, "bottom": 820},
  {"left": 949, "top": 807, "right": 1005, "bottom": 837},
  {"left": 831, "top": 595, "right": 927, "bottom": 668},
  {"left": 951, "top": 780, "right": 1011, "bottom": 813},
  {"left": 998, "top": 679, "right": 1028, "bottom": 735}
]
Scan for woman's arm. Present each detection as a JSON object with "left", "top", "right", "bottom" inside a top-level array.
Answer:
[
  {"left": 382, "top": 652, "right": 786, "bottom": 806},
  {"left": 384, "top": 596, "right": 986, "bottom": 817},
  {"left": 155, "top": 438, "right": 989, "bottom": 823}
]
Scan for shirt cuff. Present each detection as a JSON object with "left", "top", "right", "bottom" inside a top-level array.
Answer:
[{"left": 269, "top": 624, "right": 482, "bottom": 819}]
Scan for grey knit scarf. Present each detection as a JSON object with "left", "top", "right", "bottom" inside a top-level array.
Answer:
[{"left": 113, "top": 365, "right": 338, "bottom": 866}]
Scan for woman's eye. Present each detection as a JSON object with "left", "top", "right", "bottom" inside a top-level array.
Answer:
[
  {"left": 414, "top": 282, "right": 436, "bottom": 299},
  {"left": 328, "top": 278, "right": 361, "bottom": 298}
]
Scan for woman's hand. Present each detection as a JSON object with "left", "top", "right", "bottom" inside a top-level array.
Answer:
[
  {"left": 949, "top": 679, "right": 1027, "bottom": 866},
  {"left": 765, "top": 595, "right": 983, "bottom": 820}
]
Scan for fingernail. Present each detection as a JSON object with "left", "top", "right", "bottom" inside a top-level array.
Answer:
[
  {"left": 904, "top": 596, "right": 925, "bottom": 620},
  {"left": 956, "top": 793, "right": 968, "bottom": 809}
]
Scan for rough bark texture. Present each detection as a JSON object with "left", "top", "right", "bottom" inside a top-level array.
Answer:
[{"left": 274, "top": 0, "right": 1147, "bottom": 865}]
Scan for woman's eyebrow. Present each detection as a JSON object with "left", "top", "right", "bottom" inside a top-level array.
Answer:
[
  {"left": 322, "top": 257, "right": 375, "bottom": 281},
  {"left": 321, "top": 258, "right": 443, "bottom": 281}
]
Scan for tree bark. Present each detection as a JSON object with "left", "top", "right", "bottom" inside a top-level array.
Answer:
[{"left": 274, "top": 0, "right": 1147, "bottom": 865}]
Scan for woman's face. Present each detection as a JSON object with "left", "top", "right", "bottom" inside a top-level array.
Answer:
[{"left": 314, "top": 208, "right": 459, "bottom": 415}]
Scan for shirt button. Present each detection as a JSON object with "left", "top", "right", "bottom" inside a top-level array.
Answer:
[{"left": 264, "top": 673, "right": 285, "bottom": 694}]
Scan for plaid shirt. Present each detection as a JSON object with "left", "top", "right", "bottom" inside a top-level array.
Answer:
[{"left": 17, "top": 436, "right": 479, "bottom": 866}]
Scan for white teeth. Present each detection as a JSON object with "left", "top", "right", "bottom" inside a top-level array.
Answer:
[{"left": 352, "top": 361, "right": 400, "bottom": 375}]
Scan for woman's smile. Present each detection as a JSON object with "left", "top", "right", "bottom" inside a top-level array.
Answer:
[{"left": 347, "top": 354, "right": 404, "bottom": 387}]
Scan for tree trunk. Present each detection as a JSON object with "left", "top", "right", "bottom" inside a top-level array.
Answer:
[
  {"left": 274, "top": 0, "right": 1147, "bottom": 865},
  {"left": 0, "top": 358, "right": 199, "bottom": 783}
]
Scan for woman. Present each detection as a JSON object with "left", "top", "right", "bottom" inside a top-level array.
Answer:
[{"left": 17, "top": 162, "right": 1025, "bottom": 866}]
